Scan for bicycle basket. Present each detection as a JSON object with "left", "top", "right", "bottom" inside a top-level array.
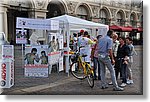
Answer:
[{"left": 71, "top": 54, "right": 78, "bottom": 63}]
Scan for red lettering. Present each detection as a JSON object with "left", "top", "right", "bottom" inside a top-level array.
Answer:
[{"left": 1, "top": 63, "right": 6, "bottom": 80}]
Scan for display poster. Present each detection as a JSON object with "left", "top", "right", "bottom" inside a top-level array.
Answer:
[
  {"left": 0, "top": 45, "right": 14, "bottom": 88},
  {"left": 48, "top": 51, "right": 60, "bottom": 65},
  {"left": 16, "top": 29, "right": 27, "bottom": 44},
  {"left": 1, "top": 45, "right": 14, "bottom": 60},
  {"left": 0, "top": 60, "right": 14, "bottom": 88},
  {"left": 48, "top": 33, "right": 60, "bottom": 53},
  {"left": 29, "top": 32, "right": 39, "bottom": 45},
  {"left": 24, "top": 45, "right": 49, "bottom": 77},
  {"left": 57, "top": 35, "right": 64, "bottom": 50}
]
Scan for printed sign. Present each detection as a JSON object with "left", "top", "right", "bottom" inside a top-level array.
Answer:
[
  {"left": 59, "top": 57, "right": 63, "bottom": 72},
  {"left": 48, "top": 51, "right": 60, "bottom": 65},
  {"left": 24, "top": 65, "right": 48, "bottom": 77},
  {"left": 0, "top": 45, "right": 14, "bottom": 60},
  {"left": 16, "top": 17, "right": 59, "bottom": 30},
  {"left": 0, "top": 60, "right": 14, "bottom": 88},
  {"left": 16, "top": 29, "right": 27, "bottom": 44},
  {"left": 24, "top": 45, "right": 49, "bottom": 77}
]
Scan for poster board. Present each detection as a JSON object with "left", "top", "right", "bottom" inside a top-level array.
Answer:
[
  {"left": 16, "top": 29, "right": 27, "bottom": 44},
  {"left": 48, "top": 33, "right": 60, "bottom": 52},
  {"left": 48, "top": 51, "right": 60, "bottom": 65},
  {"left": 0, "top": 45, "right": 14, "bottom": 60},
  {"left": 0, "top": 60, "right": 14, "bottom": 88},
  {"left": 24, "top": 45, "right": 49, "bottom": 77},
  {"left": 0, "top": 45, "right": 14, "bottom": 88}
]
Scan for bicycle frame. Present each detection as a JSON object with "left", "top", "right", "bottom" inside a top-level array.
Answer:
[
  {"left": 77, "top": 55, "right": 93, "bottom": 75},
  {"left": 70, "top": 50, "right": 95, "bottom": 88}
]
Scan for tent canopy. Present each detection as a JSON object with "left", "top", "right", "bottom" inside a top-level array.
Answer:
[
  {"left": 50, "top": 14, "right": 108, "bottom": 29},
  {"left": 49, "top": 15, "right": 109, "bottom": 74}
]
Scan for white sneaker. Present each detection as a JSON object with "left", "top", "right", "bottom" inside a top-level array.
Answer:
[
  {"left": 113, "top": 87, "right": 124, "bottom": 91},
  {"left": 129, "top": 80, "right": 134, "bottom": 84},
  {"left": 120, "top": 83, "right": 127, "bottom": 87},
  {"left": 127, "top": 80, "right": 134, "bottom": 84},
  {"left": 108, "top": 82, "right": 113, "bottom": 85}
]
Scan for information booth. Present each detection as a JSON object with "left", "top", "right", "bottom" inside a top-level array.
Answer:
[
  {"left": 50, "top": 14, "right": 109, "bottom": 75},
  {"left": 16, "top": 17, "right": 64, "bottom": 77}
]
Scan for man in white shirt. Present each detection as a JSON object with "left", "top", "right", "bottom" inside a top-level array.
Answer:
[{"left": 78, "top": 31, "right": 95, "bottom": 63}]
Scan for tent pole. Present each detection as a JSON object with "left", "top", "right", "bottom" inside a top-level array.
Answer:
[{"left": 66, "top": 23, "right": 70, "bottom": 77}]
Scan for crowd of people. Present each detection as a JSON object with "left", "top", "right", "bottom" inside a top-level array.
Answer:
[{"left": 70, "top": 29, "right": 137, "bottom": 91}]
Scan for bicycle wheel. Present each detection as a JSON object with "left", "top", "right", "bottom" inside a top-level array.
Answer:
[
  {"left": 87, "top": 67, "right": 94, "bottom": 88},
  {"left": 70, "top": 62, "right": 86, "bottom": 80}
]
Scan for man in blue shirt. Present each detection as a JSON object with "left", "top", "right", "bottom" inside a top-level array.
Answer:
[{"left": 97, "top": 30, "right": 123, "bottom": 91}]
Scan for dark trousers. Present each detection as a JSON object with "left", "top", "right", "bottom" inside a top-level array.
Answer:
[
  {"left": 115, "top": 59, "right": 127, "bottom": 83},
  {"left": 93, "top": 57, "right": 101, "bottom": 79}
]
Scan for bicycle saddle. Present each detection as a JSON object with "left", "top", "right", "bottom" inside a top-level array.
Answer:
[{"left": 82, "top": 54, "right": 87, "bottom": 57}]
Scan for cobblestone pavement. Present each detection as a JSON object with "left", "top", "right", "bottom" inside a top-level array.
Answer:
[{"left": 1, "top": 45, "right": 143, "bottom": 95}]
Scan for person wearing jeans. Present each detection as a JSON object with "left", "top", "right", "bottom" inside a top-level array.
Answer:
[
  {"left": 92, "top": 35, "right": 102, "bottom": 80},
  {"left": 116, "top": 37, "right": 130, "bottom": 87},
  {"left": 97, "top": 30, "right": 123, "bottom": 91}
]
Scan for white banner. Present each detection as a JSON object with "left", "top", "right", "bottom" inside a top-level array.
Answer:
[{"left": 16, "top": 17, "right": 59, "bottom": 30}]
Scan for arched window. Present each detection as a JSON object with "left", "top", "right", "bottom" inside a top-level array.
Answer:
[
  {"left": 46, "top": 1, "right": 66, "bottom": 18},
  {"left": 99, "top": 9, "right": 107, "bottom": 24},
  {"left": 77, "top": 5, "right": 88, "bottom": 20},
  {"left": 117, "top": 12, "right": 125, "bottom": 26},
  {"left": 130, "top": 14, "right": 137, "bottom": 27}
]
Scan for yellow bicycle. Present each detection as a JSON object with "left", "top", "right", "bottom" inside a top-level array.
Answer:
[{"left": 70, "top": 48, "right": 94, "bottom": 88}]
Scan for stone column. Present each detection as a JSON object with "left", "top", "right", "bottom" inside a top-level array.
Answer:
[{"left": 0, "top": 4, "right": 8, "bottom": 39}]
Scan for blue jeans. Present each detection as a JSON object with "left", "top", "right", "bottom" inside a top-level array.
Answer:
[
  {"left": 93, "top": 57, "right": 101, "bottom": 79},
  {"left": 121, "top": 63, "right": 127, "bottom": 83},
  {"left": 98, "top": 55, "right": 118, "bottom": 88},
  {"left": 115, "top": 59, "right": 127, "bottom": 83}
]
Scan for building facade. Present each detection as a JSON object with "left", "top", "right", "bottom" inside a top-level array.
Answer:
[{"left": 0, "top": 0, "right": 143, "bottom": 44}]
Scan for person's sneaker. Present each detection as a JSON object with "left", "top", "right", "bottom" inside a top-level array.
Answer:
[
  {"left": 98, "top": 77, "right": 101, "bottom": 80},
  {"left": 113, "top": 87, "right": 124, "bottom": 91},
  {"left": 108, "top": 81, "right": 113, "bottom": 85},
  {"left": 127, "top": 80, "right": 134, "bottom": 84},
  {"left": 101, "top": 86, "right": 108, "bottom": 89},
  {"left": 130, "top": 80, "right": 134, "bottom": 84},
  {"left": 120, "top": 83, "right": 127, "bottom": 87}
]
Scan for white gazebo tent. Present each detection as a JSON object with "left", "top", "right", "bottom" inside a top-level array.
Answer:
[{"left": 50, "top": 14, "right": 109, "bottom": 74}]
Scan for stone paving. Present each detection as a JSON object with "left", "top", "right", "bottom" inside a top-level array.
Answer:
[{"left": 1, "top": 45, "right": 143, "bottom": 95}]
